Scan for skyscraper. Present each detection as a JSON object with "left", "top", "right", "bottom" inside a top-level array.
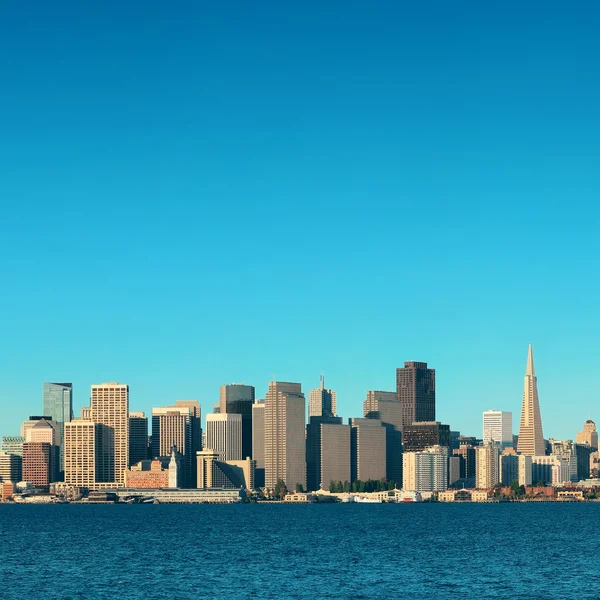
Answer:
[
  {"left": 397, "top": 361, "right": 436, "bottom": 430},
  {"left": 402, "top": 446, "right": 448, "bottom": 492},
  {"left": 308, "top": 376, "right": 336, "bottom": 418},
  {"left": 129, "top": 412, "right": 148, "bottom": 467},
  {"left": 475, "top": 444, "right": 500, "bottom": 489},
  {"left": 403, "top": 422, "right": 450, "bottom": 452},
  {"left": 517, "top": 345, "right": 545, "bottom": 456},
  {"left": 22, "top": 442, "right": 56, "bottom": 487},
  {"left": 252, "top": 401, "right": 265, "bottom": 488},
  {"left": 91, "top": 382, "right": 129, "bottom": 485},
  {"left": 0, "top": 452, "right": 22, "bottom": 484},
  {"left": 482, "top": 410, "right": 513, "bottom": 449},
  {"left": 576, "top": 420, "right": 598, "bottom": 450},
  {"left": 363, "top": 390, "right": 403, "bottom": 486},
  {"left": 42, "top": 382, "right": 73, "bottom": 471},
  {"left": 264, "top": 382, "right": 306, "bottom": 491},
  {"left": 220, "top": 384, "right": 255, "bottom": 460},
  {"left": 349, "top": 418, "right": 386, "bottom": 483},
  {"left": 206, "top": 413, "right": 242, "bottom": 462},
  {"left": 306, "top": 416, "right": 350, "bottom": 491}
]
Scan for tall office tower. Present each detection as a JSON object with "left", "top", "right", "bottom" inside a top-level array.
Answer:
[
  {"left": 23, "top": 418, "right": 59, "bottom": 445},
  {"left": 475, "top": 444, "right": 500, "bottom": 489},
  {"left": 450, "top": 431, "right": 461, "bottom": 451},
  {"left": 517, "top": 345, "right": 545, "bottom": 456},
  {"left": 549, "top": 439, "right": 578, "bottom": 482},
  {"left": 42, "top": 382, "right": 73, "bottom": 471},
  {"left": 483, "top": 410, "right": 513, "bottom": 449},
  {"left": 309, "top": 376, "right": 336, "bottom": 418},
  {"left": 397, "top": 361, "right": 436, "bottom": 430},
  {"left": 500, "top": 453, "right": 532, "bottom": 486},
  {"left": 220, "top": 384, "right": 255, "bottom": 460},
  {"left": 306, "top": 416, "right": 350, "bottom": 491},
  {"left": 402, "top": 446, "right": 448, "bottom": 493},
  {"left": 91, "top": 382, "right": 129, "bottom": 485},
  {"left": 0, "top": 452, "right": 23, "bottom": 483},
  {"left": 252, "top": 401, "right": 265, "bottom": 488},
  {"left": 448, "top": 456, "right": 461, "bottom": 485},
  {"left": 575, "top": 444, "right": 592, "bottom": 481},
  {"left": 206, "top": 413, "right": 242, "bottom": 462},
  {"left": 349, "top": 418, "right": 386, "bottom": 483},
  {"left": 264, "top": 382, "right": 306, "bottom": 491},
  {"left": 577, "top": 420, "right": 598, "bottom": 450},
  {"left": 1, "top": 437, "right": 24, "bottom": 456},
  {"left": 532, "top": 456, "right": 570, "bottom": 486},
  {"left": 403, "top": 422, "right": 450, "bottom": 452},
  {"left": 22, "top": 442, "right": 56, "bottom": 487},
  {"left": 81, "top": 407, "right": 92, "bottom": 420},
  {"left": 64, "top": 421, "right": 98, "bottom": 488},
  {"left": 152, "top": 405, "right": 194, "bottom": 487},
  {"left": 363, "top": 391, "right": 403, "bottom": 485},
  {"left": 129, "top": 412, "right": 148, "bottom": 467},
  {"left": 453, "top": 445, "right": 476, "bottom": 480}
]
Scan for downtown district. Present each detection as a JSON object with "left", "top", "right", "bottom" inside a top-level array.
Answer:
[{"left": 0, "top": 344, "right": 598, "bottom": 504}]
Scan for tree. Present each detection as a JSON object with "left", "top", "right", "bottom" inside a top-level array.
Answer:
[
  {"left": 509, "top": 480, "right": 521, "bottom": 495},
  {"left": 535, "top": 480, "right": 546, "bottom": 488},
  {"left": 329, "top": 480, "right": 336, "bottom": 493},
  {"left": 388, "top": 480, "right": 396, "bottom": 491},
  {"left": 274, "top": 479, "right": 288, "bottom": 500},
  {"left": 295, "top": 483, "right": 304, "bottom": 493},
  {"left": 343, "top": 481, "right": 350, "bottom": 493}
]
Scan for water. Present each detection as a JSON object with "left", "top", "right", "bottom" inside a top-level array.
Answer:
[{"left": 0, "top": 503, "right": 599, "bottom": 599}]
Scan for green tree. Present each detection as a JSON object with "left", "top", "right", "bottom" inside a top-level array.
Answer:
[
  {"left": 388, "top": 480, "right": 396, "bottom": 491},
  {"left": 274, "top": 479, "right": 288, "bottom": 500},
  {"left": 509, "top": 480, "right": 520, "bottom": 496},
  {"left": 329, "top": 480, "right": 336, "bottom": 493},
  {"left": 343, "top": 481, "right": 350, "bottom": 493},
  {"left": 295, "top": 483, "right": 304, "bottom": 493},
  {"left": 535, "top": 480, "right": 546, "bottom": 488}
]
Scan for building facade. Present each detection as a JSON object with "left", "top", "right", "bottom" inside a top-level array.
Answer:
[
  {"left": 64, "top": 420, "right": 98, "bottom": 488},
  {"left": 206, "top": 413, "right": 242, "bottom": 462},
  {"left": 129, "top": 412, "right": 148, "bottom": 467},
  {"left": 576, "top": 420, "right": 598, "bottom": 450},
  {"left": 220, "top": 385, "right": 254, "bottom": 460},
  {"left": 22, "top": 442, "right": 56, "bottom": 487},
  {"left": 308, "top": 375, "right": 337, "bottom": 418},
  {"left": 42, "top": 382, "right": 73, "bottom": 472},
  {"left": 403, "top": 422, "right": 450, "bottom": 452},
  {"left": 475, "top": 444, "right": 500, "bottom": 489},
  {"left": 402, "top": 446, "right": 448, "bottom": 493},
  {"left": 397, "top": 361, "right": 435, "bottom": 430},
  {"left": 306, "top": 416, "right": 350, "bottom": 491},
  {"left": 0, "top": 452, "right": 23, "bottom": 483},
  {"left": 483, "top": 410, "right": 513, "bottom": 449},
  {"left": 251, "top": 401, "right": 265, "bottom": 487},
  {"left": 517, "top": 345, "right": 545, "bottom": 456},
  {"left": 349, "top": 418, "right": 386, "bottom": 483}
]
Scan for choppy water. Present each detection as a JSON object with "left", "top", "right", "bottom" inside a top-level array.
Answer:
[{"left": 0, "top": 503, "right": 599, "bottom": 599}]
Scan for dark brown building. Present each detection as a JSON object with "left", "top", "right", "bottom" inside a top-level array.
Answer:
[
  {"left": 397, "top": 361, "right": 435, "bottom": 430},
  {"left": 403, "top": 421, "right": 450, "bottom": 452},
  {"left": 453, "top": 445, "right": 476, "bottom": 479},
  {"left": 22, "top": 442, "right": 57, "bottom": 487}
]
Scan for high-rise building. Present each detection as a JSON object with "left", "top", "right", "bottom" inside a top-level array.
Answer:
[
  {"left": 220, "top": 384, "right": 255, "bottom": 460},
  {"left": 402, "top": 446, "right": 448, "bottom": 492},
  {"left": 22, "top": 442, "right": 56, "bottom": 487},
  {"left": 91, "top": 382, "right": 129, "bottom": 485},
  {"left": 129, "top": 412, "right": 148, "bottom": 467},
  {"left": 363, "top": 390, "right": 403, "bottom": 485},
  {"left": 205, "top": 413, "right": 242, "bottom": 463},
  {"left": 517, "top": 345, "right": 545, "bottom": 456},
  {"left": 575, "top": 444, "right": 592, "bottom": 481},
  {"left": 42, "top": 382, "right": 73, "bottom": 471},
  {"left": 549, "top": 439, "right": 578, "bottom": 482},
  {"left": 349, "top": 418, "right": 386, "bottom": 483},
  {"left": 152, "top": 405, "right": 195, "bottom": 487},
  {"left": 397, "top": 361, "right": 435, "bottom": 430},
  {"left": 306, "top": 416, "right": 350, "bottom": 491},
  {"left": 453, "top": 445, "right": 476, "bottom": 481},
  {"left": 64, "top": 421, "right": 98, "bottom": 488},
  {"left": 531, "top": 456, "right": 570, "bottom": 486},
  {"left": 23, "top": 418, "right": 59, "bottom": 446},
  {"left": 252, "top": 401, "right": 265, "bottom": 488},
  {"left": 1, "top": 437, "right": 25, "bottom": 456},
  {"left": 475, "top": 444, "right": 500, "bottom": 489},
  {"left": 500, "top": 453, "right": 532, "bottom": 486},
  {"left": 576, "top": 420, "right": 598, "bottom": 450},
  {"left": 0, "top": 452, "right": 23, "bottom": 483},
  {"left": 264, "top": 382, "right": 306, "bottom": 491},
  {"left": 403, "top": 422, "right": 450, "bottom": 452},
  {"left": 483, "top": 410, "right": 513, "bottom": 449},
  {"left": 309, "top": 375, "right": 336, "bottom": 418},
  {"left": 172, "top": 400, "right": 202, "bottom": 481}
]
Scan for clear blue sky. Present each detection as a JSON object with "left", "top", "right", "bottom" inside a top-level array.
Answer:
[{"left": 1, "top": 2, "right": 598, "bottom": 441}]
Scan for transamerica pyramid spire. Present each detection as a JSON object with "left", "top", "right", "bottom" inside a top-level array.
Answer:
[{"left": 517, "top": 344, "right": 545, "bottom": 456}]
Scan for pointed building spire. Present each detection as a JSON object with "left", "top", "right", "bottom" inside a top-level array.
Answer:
[{"left": 526, "top": 343, "right": 535, "bottom": 376}]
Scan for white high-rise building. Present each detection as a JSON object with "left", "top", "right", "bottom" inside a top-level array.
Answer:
[
  {"left": 402, "top": 445, "right": 448, "bottom": 493},
  {"left": 475, "top": 444, "right": 500, "bottom": 489},
  {"left": 483, "top": 410, "right": 513, "bottom": 449},
  {"left": 206, "top": 413, "right": 242, "bottom": 462},
  {"left": 549, "top": 439, "right": 578, "bottom": 482}
]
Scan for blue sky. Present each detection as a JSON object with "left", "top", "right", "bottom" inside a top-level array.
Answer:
[{"left": 1, "top": 2, "right": 598, "bottom": 441}]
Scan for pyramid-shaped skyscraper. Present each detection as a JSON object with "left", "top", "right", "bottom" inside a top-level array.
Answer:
[{"left": 517, "top": 344, "right": 545, "bottom": 456}]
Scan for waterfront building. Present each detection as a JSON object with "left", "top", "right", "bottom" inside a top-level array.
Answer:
[
  {"left": 475, "top": 444, "right": 500, "bottom": 489},
  {"left": 91, "top": 382, "right": 129, "bottom": 484},
  {"left": 483, "top": 410, "right": 513, "bottom": 449},
  {"left": 196, "top": 450, "right": 255, "bottom": 490},
  {"left": 264, "top": 382, "right": 306, "bottom": 491},
  {"left": 549, "top": 439, "right": 578, "bottom": 482},
  {"left": 220, "top": 385, "right": 254, "bottom": 460},
  {"left": 306, "top": 416, "right": 350, "bottom": 491},
  {"left": 129, "top": 412, "right": 148, "bottom": 467},
  {"left": 517, "top": 345, "right": 545, "bottom": 456},
  {"left": 152, "top": 404, "right": 195, "bottom": 487},
  {"left": 64, "top": 421, "right": 98, "bottom": 488},
  {"left": 116, "top": 487, "right": 245, "bottom": 503},
  {"left": 206, "top": 413, "right": 242, "bottom": 462},
  {"left": 0, "top": 452, "right": 22, "bottom": 483},
  {"left": 364, "top": 390, "right": 403, "bottom": 485},
  {"left": 1, "top": 436, "right": 24, "bottom": 456},
  {"left": 403, "top": 421, "right": 450, "bottom": 452},
  {"left": 499, "top": 453, "right": 532, "bottom": 486},
  {"left": 42, "top": 382, "right": 73, "bottom": 471},
  {"left": 576, "top": 420, "right": 598, "bottom": 450},
  {"left": 531, "top": 456, "right": 570, "bottom": 485},
  {"left": 22, "top": 442, "right": 56, "bottom": 487},
  {"left": 251, "top": 401, "right": 265, "bottom": 487},
  {"left": 397, "top": 361, "right": 435, "bottom": 430},
  {"left": 309, "top": 375, "right": 337, "bottom": 418},
  {"left": 402, "top": 446, "right": 448, "bottom": 493},
  {"left": 349, "top": 418, "right": 386, "bottom": 482},
  {"left": 124, "top": 447, "right": 181, "bottom": 489}
]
